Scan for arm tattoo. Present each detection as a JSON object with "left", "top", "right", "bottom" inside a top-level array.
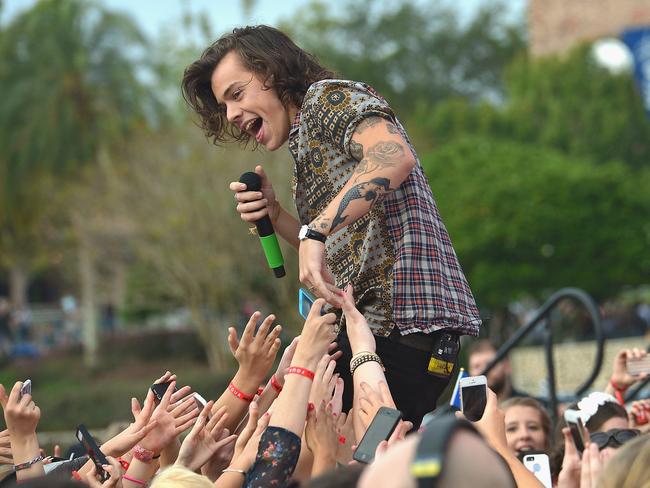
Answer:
[
  {"left": 355, "top": 116, "right": 384, "bottom": 134},
  {"left": 312, "top": 216, "right": 332, "bottom": 232},
  {"left": 350, "top": 140, "right": 364, "bottom": 161},
  {"left": 387, "top": 122, "right": 400, "bottom": 134},
  {"left": 353, "top": 140, "right": 405, "bottom": 181},
  {"left": 330, "top": 177, "right": 391, "bottom": 231}
]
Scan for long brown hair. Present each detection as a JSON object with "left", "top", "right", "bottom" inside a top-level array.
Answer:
[{"left": 181, "top": 25, "right": 334, "bottom": 146}]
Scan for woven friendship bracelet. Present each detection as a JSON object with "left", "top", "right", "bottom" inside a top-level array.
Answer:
[
  {"left": 350, "top": 352, "right": 384, "bottom": 375},
  {"left": 14, "top": 454, "right": 44, "bottom": 472}
]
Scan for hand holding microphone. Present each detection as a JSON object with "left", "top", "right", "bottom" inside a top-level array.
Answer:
[{"left": 232, "top": 167, "right": 285, "bottom": 278}]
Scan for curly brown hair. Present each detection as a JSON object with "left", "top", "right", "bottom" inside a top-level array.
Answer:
[{"left": 181, "top": 25, "right": 335, "bottom": 146}]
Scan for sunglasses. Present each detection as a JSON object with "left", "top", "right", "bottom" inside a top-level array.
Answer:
[{"left": 589, "top": 429, "right": 640, "bottom": 450}]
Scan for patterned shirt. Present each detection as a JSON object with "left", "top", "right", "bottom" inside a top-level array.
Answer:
[{"left": 289, "top": 80, "right": 481, "bottom": 337}]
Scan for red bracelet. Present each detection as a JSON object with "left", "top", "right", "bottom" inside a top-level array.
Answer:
[
  {"left": 123, "top": 474, "right": 146, "bottom": 486},
  {"left": 117, "top": 457, "right": 130, "bottom": 471},
  {"left": 286, "top": 366, "right": 315, "bottom": 381},
  {"left": 271, "top": 374, "right": 283, "bottom": 393},
  {"left": 610, "top": 380, "right": 628, "bottom": 405},
  {"left": 228, "top": 382, "right": 255, "bottom": 402},
  {"left": 610, "top": 379, "right": 628, "bottom": 392}
]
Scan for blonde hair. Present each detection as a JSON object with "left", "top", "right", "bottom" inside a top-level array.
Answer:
[
  {"left": 598, "top": 434, "right": 650, "bottom": 488},
  {"left": 150, "top": 465, "right": 214, "bottom": 488}
]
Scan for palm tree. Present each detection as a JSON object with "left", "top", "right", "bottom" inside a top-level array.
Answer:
[{"left": 0, "top": 0, "right": 162, "bottom": 364}]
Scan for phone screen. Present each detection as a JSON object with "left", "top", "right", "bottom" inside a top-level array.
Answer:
[
  {"left": 298, "top": 288, "right": 316, "bottom": 320},
  {"left": 76, "top": 424, "right": 109, "bottom": 481},
  {"left": 20, "top": 379, "right": 32, "bottom": 398},
  {"left": 353, "top": 407, "right": 402, "bottom": 464},
  {"left": 461, "top": 384, "right": 487, "bottom": 422}
]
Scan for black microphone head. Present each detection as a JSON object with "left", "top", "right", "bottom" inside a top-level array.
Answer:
[{"left": 239, "top": 172, "right": 262, "bottom": 191}]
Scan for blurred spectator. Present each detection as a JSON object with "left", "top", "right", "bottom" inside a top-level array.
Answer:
[
  {"left": 0, "top": 299, "right": 13, "bottom": 355},
  {"left": 502, "top": 397, "right": 552, "bottom": 456},
  {"left": 468, "top": 340, "right": 529, "bottom": 403}
]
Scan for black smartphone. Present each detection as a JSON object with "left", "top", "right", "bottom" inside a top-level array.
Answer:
[
  {"left": 150, "top": 381, "right": 177, "bottom": 402},
  {"left": 353, "top": 407, "right": 402, "bottom": 464},
  {"left": 564, "top": 409, "right": 586, "bottom": 453},
  {"left": 460, "top": 375, "right": 487, "bottom": 422},
  {"left": 76, "top": 424, "right": 109, "bottom": 481}
]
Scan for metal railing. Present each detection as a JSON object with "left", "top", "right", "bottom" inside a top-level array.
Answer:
[{"left": 480, "top": 288, "right": 605, "bottom": 423}]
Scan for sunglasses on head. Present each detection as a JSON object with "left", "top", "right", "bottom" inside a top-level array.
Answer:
[{"left": 589, "top": 429, "right": 640, "bottom": 449}]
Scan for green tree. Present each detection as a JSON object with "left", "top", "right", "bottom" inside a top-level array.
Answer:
[
  {"left": 280, "top": 0, "right": 525, "bottom": 115},
  {"left": 418, "top": 44, "right": 650, "bottom": 167},
  {"left": 0, "top": 0, "right": 162, "bottom": 364},
  {"left": 421, "top": 136, "right": 650, "bottom": 312}
]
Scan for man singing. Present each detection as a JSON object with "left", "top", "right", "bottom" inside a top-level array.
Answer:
[{"left": 181, "top": 25, "right": 481, "bottom": 427}]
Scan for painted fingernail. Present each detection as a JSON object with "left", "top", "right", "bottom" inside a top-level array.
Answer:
[
  {"left": 307, "top": 402, "right": 315, "bottom": 412},
  {"left": 338, "top": 435, "right": 346, "bottom": 445},
  {"left": 71, "top": 471, "right": 81, "bottom": 481}
]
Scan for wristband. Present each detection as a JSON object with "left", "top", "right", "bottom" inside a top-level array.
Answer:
[
  {"left": 228, "top": 382, "right": 255, "bottom": 402},
  {"left": 222, "top": 468, "right": 246, "bottom": 476},
  {"left": 271, "top": 374, "right": 283, "bottom": 393},
  {"left": 286, "top": 366, "right": 315, "bottom": 381},
  {"left": 14, "top": 454, "right": 44, "bottom": 472},
  {"left": 610, "top": 380, "right": 628, "bottom": 405},
  {"left": 132, "top": 445, "right": 155, "bottom": 464},
  {"left": 610, "top": 379, "right": 628, "bottom": 392},
  {"left": 123, "top": 474, "right": 146, "bottom": 486},
  {"left": 350, "top": 352, "right": 384, "bottom": 375},
  {"left": 118, "top": 457, "right": 130, "bottom": 471}
]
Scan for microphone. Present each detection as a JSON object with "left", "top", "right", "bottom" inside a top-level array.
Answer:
[{"left": 239, "top": 172, "right": 286, "bottom": 278}]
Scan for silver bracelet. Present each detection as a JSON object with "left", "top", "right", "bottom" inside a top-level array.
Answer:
[{"left": 222, "top": 468, "right": 246, "bottom": 475}]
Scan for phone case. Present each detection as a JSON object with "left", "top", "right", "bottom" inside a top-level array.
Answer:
[
  {"left": 298, "top": 288, "right": 316, "bottom": 320},
  {"left": 459, "top": 376, "right": 487, "bottom": 422},
  {"left": 523, "top": 454, "right": 552, "bottom": 488},
  {"left": 627, "top": 356, "right": 650, "bottom": 376}
]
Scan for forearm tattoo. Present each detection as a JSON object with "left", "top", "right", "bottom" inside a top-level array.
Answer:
[{"left": 330, "top": 177, "right": 391, "bottom": 231}]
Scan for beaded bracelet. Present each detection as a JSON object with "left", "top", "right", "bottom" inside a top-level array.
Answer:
[
  {"left": 14, "top": 454, "right": 44, "bottom": 472},
  {"left": 350, "top": 352, "right": 384, "bottom": 375},
  {"left": 228, "top": 382, "right": 255, "bottom": 402},
  {"left": 286, "top": 366, "right": 315, "bottom": 381},
  {"left": 132, "top": 445, "right": 155, "bottom": 464},
  {"left": 271, "top": 374, "right": 283, "bottom": 393}
]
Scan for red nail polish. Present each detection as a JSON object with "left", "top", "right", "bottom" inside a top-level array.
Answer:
[
  {"left": 338, "top": 435, "right": 346, "bottom": 445},
  {"left": 71, "top": 470, "right": 81, "bottom": 481},
  {"left": 307, "top": 402, "right": 315, "bottom": 412}
]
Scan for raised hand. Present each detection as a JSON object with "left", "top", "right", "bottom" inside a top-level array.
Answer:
[
  {"left": 101, "top": 390, "right": 158, "bottom": 457},
  {"left": 138, "top": 381, "right": 199, "bottom": 455},
  {"left": 341, "top": 284, "right": 375, "bottom": 355},
  {"left": 0, "top": 429, "right": 12, "bottom": 464},
  {"left": 305, "top": 401, "right": 339, "bottom": 476},
  {"left": 308, "top": 354, "right": 339, "bottom": 408},
  {"left": 229, "top": 401, "right": 271, "bottom": 472},
  {"left": 84, "top": 456, "right": 123, "bottom": 488},
  {"left": 275, "top": 336, "right": 300, "bottom": 387},
  {"left": 228, "top": 312, "right": 282, "bottom": 385},
  {"left": 0, "top": 383, "right": 40, "bottom": 439},
  {"left": 177, "top": 402, "right": 237, "bottom": 472},
  {"left": 201, "top": 428, "right": 237, "bottom": 482},
  {"left": 610, "top": 348, "right": 648, "bottom": 388},
  {"left": 358, "top": 381, "right": 396, "bottom": 432},
  {"left": 292, "top": 299, "right": 338, "bottom": 369}
]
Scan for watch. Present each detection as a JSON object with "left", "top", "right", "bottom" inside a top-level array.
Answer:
[{"left": 298, "top": 225, "right": 327, "bottom": 243}]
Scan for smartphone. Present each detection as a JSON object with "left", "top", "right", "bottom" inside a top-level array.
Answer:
[
  {"left": 460, "top": 375, "right": 487, "bottom": 422},
  {"left": 353, "top": 407, "right": 402, "bottom": 464},
  {"left": 564, "top": 409, "right": 586, "bottom": 453},
  {"left": 150, "top": 381, "right": 178, "bottom": 402},
  {"left": 523, "top": 453, "right": 552, "bottom": 488},
  {"left": 298, "top": 288, "right": 316, "bottom": 320},
  {"left": 76, "top": 424, "right": 109, "bottom": 481},
  {"left": 20, "top": 379, "right": 32, "bottom": 398},
  {"left": 627, "top": 356, "right": 650, "bottom": 376}
]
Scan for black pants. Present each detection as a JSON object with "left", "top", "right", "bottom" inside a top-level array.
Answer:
[{"left": 334, "top": 329, "right": 459, "bottom": 429}]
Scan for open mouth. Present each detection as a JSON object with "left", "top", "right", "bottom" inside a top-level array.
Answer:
[{"left": 243, "top": 117, "right": 263, "bottom": 137}]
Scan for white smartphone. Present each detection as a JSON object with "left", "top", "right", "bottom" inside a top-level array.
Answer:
[
  {"left": 523, "top": 453, "right": 552, "bottom": 488},
  {"left": 459, "top": 375, "right": 487, "bottom": 422},
  {"left": 20, "top": 379, "right": 32, "bottom": 398},
  {"left": 563, "top": 409, "right": 587, "bottom": 454}
]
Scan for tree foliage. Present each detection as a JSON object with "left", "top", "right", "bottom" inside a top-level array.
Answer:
[
  {"left": 418, "top": 44, "right": 650, "bottom": 168},
  {"left": 280, "top": 0, "right": 525, "bottom": 115},
  {"left": 421, "top": 136, "right": 650, "bottom": 309}
]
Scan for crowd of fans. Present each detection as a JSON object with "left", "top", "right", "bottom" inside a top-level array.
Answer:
[{"left": 0, "top": 285, "right": 649, "bottom": 487}]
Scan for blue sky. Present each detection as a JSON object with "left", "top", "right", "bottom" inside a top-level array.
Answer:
[{"left": 2, "top": 0, "right": 527, "bottom": 39}]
